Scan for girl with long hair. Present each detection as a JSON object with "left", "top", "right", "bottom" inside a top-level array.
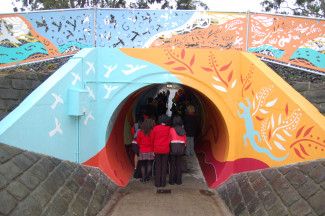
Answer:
[{"left": 135, "top": 118, "right": 155, "bottom": 182}]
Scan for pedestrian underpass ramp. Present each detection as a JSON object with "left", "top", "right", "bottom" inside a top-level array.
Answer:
[{"left": 0, "top": 48, "right": 324, "bottom": 188}]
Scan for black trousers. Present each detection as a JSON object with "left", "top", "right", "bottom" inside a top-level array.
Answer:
[
  {"left": 154, "top": 154, "right": 169, "bottom": 187},
  {"left": 169, "top": 155, "right": 182, "bottom": 184}
]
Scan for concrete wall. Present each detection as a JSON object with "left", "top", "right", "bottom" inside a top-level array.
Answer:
[
  {"left": 216, "top": 159, "right": 325, "bottom": 216},
  {"left": 0, "top": 58, "right": 69, "bottom": 120},
  {"left": 291, "top": 81, "right": 325, "bottom": 115},
  {"left": 0, "top": 143, "right": 117, "bottom": 216}
]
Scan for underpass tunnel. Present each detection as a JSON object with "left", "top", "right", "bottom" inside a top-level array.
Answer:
[{"left": 104, "top": 83, "right": 228, "bottom": 188}]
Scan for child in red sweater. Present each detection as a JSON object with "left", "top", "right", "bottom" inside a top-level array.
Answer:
[
  {"left": 151, "top": 114, "right": 171, "bottom": 187},
  {"left": 169, "top": 116, "right": 186, "bottom": 185},
  {"left": 135, "top": 118, "right": 155, "bottom": 182}
]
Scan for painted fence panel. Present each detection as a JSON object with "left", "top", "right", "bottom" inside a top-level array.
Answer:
[
  {"left": 0, "top": 9, "right": 324, "bottom": 73},
  {"left": 0, "top": 9, "right": 94, "bottom": 66},
  {"left": 248, "top": 13, "right": 325, "bottom": 72}
]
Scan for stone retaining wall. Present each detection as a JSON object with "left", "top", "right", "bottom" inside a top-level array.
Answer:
[
  {"left": 216, "top": 159, "right": 325, "bottom": 216},
  {"left": 291, "top": 81, "right": 325, "bottom": 114},
  {"left": 0, "top": 143, "right": 117, "bottom": 216},
  {"left": 0, "top": 58, "right": 69, "bottom": 120}
]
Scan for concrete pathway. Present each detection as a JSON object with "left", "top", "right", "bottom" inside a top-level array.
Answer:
[{"left": 98, "top": 156, "right": 232, "bottom": 216}]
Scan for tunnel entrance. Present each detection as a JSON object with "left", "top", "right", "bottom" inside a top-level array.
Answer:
[{"left": 97, "top": 83, "right": 229, "bottom": 188}]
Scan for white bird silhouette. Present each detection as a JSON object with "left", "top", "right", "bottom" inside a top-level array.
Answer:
[
  {"left": 103, "top": 16, "right": 110, "bottom": 25},
  {"left": 104, "top": 84, "right": 119, "bottom": 99},
  {"left": 85, "top": 61, "right": 95, "bottom": 75},
  {"left": 86, "top": 86, "right": 95, "bottom": 100},
  {"left": 83, "top": 15, "right": 90, "bottom": 24},
  {"left": 127, "top": 16, "right": 137, "bottom": 23},
  {"left": 51, "top": 93, "right": 63, "bottom": 110},
  {"left": 84, "top": 111, "right": 94, "bottom": 126},
  {"left": 104, "top": 64, "right": 117, "bottom": 78},
  {"left": 161, "top": 14, "right": 169, "bottom": 20},
  {"left": 48, "top": 118, "right": 63, "bottom": 137},
  {"left": 122, "top": 64, "right": 147, "bottom": 75},
  {"left": 71, "top": 72, "right": 81, "bottom": 86},
  {"left": 0, "top": 21, "right": 21, "bottom": 45}
]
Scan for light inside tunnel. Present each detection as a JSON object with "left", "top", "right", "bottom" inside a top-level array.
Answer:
[{"left": 94, "top": 83, "right": 229, "bottom": 188}]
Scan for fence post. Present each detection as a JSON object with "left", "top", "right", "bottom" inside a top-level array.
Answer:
[{"left": 245, "top": 11, "right": 251, "bottom": 52}]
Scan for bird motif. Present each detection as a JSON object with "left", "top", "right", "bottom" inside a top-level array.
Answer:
[{"left": 50, "top": 93, "right": 63, "bottom": 110}]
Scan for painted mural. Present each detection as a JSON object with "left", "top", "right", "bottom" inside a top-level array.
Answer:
[
  {"left": 0, "top": 47, "right": 324, "bottom": 188},
  {"left": 248, "top": 13, "right": 325, "bottom": 72},
  {"left": 0, "top": 9, "right": 324, "bottom": 73},
  {"left": 0, "top": 9, "right": 93, "bottom": 65}
]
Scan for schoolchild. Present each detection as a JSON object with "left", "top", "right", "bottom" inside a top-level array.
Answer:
[
  {"left": 135, "top": 118, "right": 155, "bottom": 182},
  {"left": 151, "top": 114, "right": 171, "bottom": 187},
  {"left": 183, "top": 105, "right": 199, "bottom": 156},
  {"left": 169, "top": 116, "right": 187, "bottom": 185}
]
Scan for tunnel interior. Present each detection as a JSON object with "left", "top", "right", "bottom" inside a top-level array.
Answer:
[{"left": 103, "top": 83, "right": 229, "bottom": 188}]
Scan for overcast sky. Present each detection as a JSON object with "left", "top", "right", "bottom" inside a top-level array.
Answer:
[{"left": 0, "top": 0, "right": 264, "bottom": 13}]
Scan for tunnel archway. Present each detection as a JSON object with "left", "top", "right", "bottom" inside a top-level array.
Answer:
[{"left": 87, "top": 82, "right": 230, "bottom": 188}]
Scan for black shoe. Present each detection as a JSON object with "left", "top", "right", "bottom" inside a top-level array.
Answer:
[
  {"left": 176, "top": 182, "right": 182, "bottom": 185},
  {"left": 169, "top": 181, "right": 175, "bottom": 185}
]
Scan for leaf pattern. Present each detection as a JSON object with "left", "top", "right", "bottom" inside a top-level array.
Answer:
[
  {"left": 285, "top": 104, "right": 289, "bottom": 116},
  {"left": 181, "top": 49, "right": 185, "bottom": 59},
  {"left": 165, "top": 61, "right": 175, "bottom": 65},
  {"left": 274, "top": 140, "right": 286, "bottom": 151},
  {"left": 231, "top": 80, "right": 237, "bottom": 88},
  {"left": 190, "top": 55, "right": 195, "bottom": 66},
  {"left": 300, "top": 144, "right": 309, "bottom": 156},
  {"left": 265, "top": 98, "right": 278, "bottom": 107},
  {"left": 227, "top": 70, "right": 233, "bottom": 82},
  {"left": 213, "top": 76, "right": 221, "bottom": 82},
  {"left": 202, "top": 67, "right": 213, "bottom": 72},
  {"left": 173, "top": 66, "right": 187, "bottom": 71},
  {"left": 275, "top": 133, "right": 286, "bottom": 141},
  {"left": 213, "top": 84, "right": 227, "bottom": 92},
  {"left": 296, "top": 126, "right": 305, "bottom": 138},
  {"left": 294, "top": 147, "right": 304, "bottom": 159},
  {"left": 220, "top": 61, "right": 232, "bottom": 71},
  {"left": 303, "top": 126, "right": 314, "bottom": 137}
]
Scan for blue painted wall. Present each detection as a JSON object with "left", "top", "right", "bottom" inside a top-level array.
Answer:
[{"left": 0, "top": 47, "right": 180, "bottom": 162}]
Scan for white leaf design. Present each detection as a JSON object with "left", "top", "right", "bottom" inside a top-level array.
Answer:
[
  {"left": 283, "top": 129, "right": 292, "bottom": 137},
  {"left": 275, "top": 133, "right": 286, "bottom": 141},
  {"left": 271, "top": 114, "right": 274, "bottom": 129},
  {"left": 273, "top": 140, "right": 286, "bottom": 151},
  {"left": 265, "top": 98, "right": 278, "bottom": 107},
  {"left": 267, "top": 120, "right": 270, "bottom": 130},
  {"left": 278, "top": 114, "right": 282, "bottom": 125},
  {"left": 213, "top": 84, "right": 227, "bottom": 92},
  {"left": 213, "top": 76, "right": 221, "bottom": 82},
  {"left": 231, "top": 80, "right": 237, "bottom": 89},
  {"left": 259, "top": 109, "right": 268, "bottom": 114},
  {"left": 252, "top": 100, "right": 256, "bottom": 110}
]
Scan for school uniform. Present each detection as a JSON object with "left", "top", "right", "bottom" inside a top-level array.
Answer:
[
  {"left": 151, "top": 124, "right": 171, "bottom": 187},
  {"left": 169, "top": 127, "right": 186, "bottom": 185},
  {"left": 136, "top": 130, "right": 154, "bottom": 161}
]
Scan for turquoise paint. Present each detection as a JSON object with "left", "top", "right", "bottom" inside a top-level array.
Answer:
[
  {"left": 248, "top": 45, "right": 285, "bottom": 59},
  {"left": 238, "top": 99, "right": 289, "bottom": 161},
  {"left": 58, "top": 42, "right": 90, "bottom": 53},
  {"left": 290, "top": 48, "right": 325, "bottom": 69},
  {"left": 0, "top": 47, "right": 181, "bottom": 163},
  {"left": 0, "top": 42, "right": 48, "bottom": 64}
]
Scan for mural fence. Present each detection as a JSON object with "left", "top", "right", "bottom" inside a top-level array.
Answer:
[{"left": 0, "top": 9, "right": 324, "bottom": 73}]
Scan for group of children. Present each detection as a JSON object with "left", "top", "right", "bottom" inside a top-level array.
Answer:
[{"left": 131, "top": 104, "right": 199, "bottom": 188}]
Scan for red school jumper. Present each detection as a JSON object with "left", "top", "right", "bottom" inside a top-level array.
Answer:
[
  {"left": 169, "top": 127, "right": 186, "bottom": 144},
  {"left": 135, "top": 130, "right": 153, "bottom": 153},
  {"left": 151, "top": 124, "right": 171, "bottom": 154}
]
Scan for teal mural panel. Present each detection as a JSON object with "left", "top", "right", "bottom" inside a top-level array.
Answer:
[{"left": 0, "top": 47, "right": 180, "bottom": 163}]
